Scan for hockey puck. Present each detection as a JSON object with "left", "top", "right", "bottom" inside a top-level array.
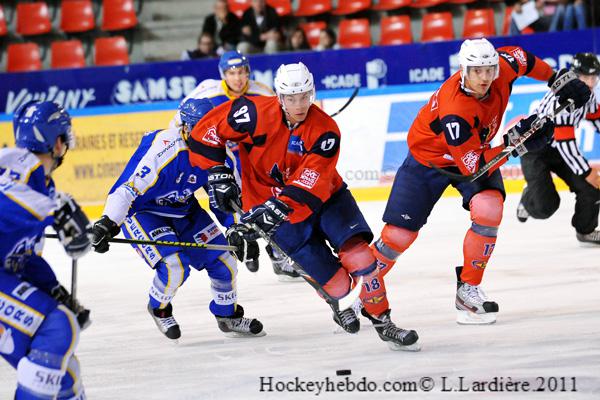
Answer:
[{"left": 336, "top": 369, "right": 352, "bottom": 376}]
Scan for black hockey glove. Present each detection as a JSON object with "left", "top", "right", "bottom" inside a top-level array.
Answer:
[
  {"left": 50, "top": 284, "right": 91, "bottom": 330},
  {"left": 548, "top": 69, "right": 591, "bottom": 109},
  {"left": 226, "top": 224, "right": 260, "bottom": 272},
  {"left": 504, "top": 114, "right": 554, "bottom": 157},
  {"left": 53, "top": 192, "right": 92, "bottom": 259},
  {"left": 207, "top": 165, "right": 241, "bottom": 214},
  {"left": 91, "top": 215, "right": 120, "bottom": 253},
  {"left": 240, "top": 197, "right": 291, "bottom": 241}
]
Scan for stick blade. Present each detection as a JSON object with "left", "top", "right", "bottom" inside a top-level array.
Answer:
[{"left": 338, "top": 276, "right": 363, "bottom": 310}]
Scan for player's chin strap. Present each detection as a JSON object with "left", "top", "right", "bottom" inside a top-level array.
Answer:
[
  {"left": 229, "top": 201, "right": 363, "bottom": 314},
  {"left": 429, "top": 99, "right": 574, "bottom": 183}
]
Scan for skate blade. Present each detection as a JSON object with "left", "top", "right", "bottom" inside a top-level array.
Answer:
[
  {"left": 276, "top": 275, "right": 304, "bottom": 283},
  {"left": 222, "top": 330, "right": 267, "bottom": 338},
  {"left": 386, "top": 341, "right": 421, "bottom": 352},
  {"left": 456, "top": 310, "right": 497, "bottom": 325}
]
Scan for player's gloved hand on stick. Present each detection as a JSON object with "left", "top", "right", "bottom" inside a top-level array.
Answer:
[
  {"left": 240, "top": 197, "right": 291, "bottom": 240},
  {"left": 91, "top": 215, "right": 120, "bottom": 253},
  {"left": 548, "top": 69, "right": 591, "bottom": 109},
  {"left": 226, "top": 224, "right": 260, "bottom": 272},
  {"left": 207, "top": 165, "right": 241, "bottom": 214},
  {"left": 53, "top": 192, "right": 92, "bottom": 259},
  {"left": 50, "top": 284, "right": 91, "bottom": 330},
  {"left": 504, "top": 114, "right": 554, "bottom": 157}
]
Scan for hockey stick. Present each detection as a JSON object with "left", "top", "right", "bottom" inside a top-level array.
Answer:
[
  {"left": 429, "top": 100, "right": 574, "bottom": 183},
  {"left": 44, "top": 233, "right": 237, "bottom": 251},
  {"left": 329, "top": 87, "right": 359, "bottom": 118},
  {"left": 230, "top": 202, "right": 363, "bottom": 315}
]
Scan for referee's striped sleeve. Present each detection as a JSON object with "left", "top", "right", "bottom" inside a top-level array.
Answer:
[{"left": 552, "top": 139, "right": 590, "bottom": 175}]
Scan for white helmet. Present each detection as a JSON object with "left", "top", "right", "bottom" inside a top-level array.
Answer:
[
  {"left": 458, "top": 38, "right": 499, "bottom": 86},
  {"left": 274, "top": 62, "right": 315, "bottom": 108}
]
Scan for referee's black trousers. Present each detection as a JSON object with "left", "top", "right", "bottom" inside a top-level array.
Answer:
[{"left": 520, "top": 146, "right": 600, "bottom": 234}]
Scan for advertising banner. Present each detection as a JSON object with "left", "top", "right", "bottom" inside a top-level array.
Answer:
[{"left": 0, "top": 29, "right": 597, "bottom": 113}]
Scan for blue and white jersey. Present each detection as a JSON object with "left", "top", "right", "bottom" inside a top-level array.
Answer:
[
  {"left": 0, "top": 147, "right": 55, "bottom": 197},
  {"left": 169, "top": 79, "right": 274, "bottom": 129},
  {"left": 0, "top": 175, "right": 56, "bottom": 272},
  {"left": 103, "top": 128, "right": 210, "bottom": 225}
]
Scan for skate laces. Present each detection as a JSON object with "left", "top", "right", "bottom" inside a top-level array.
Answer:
[
  {"left": 229, "top": 317, "right": 252, "bottom": 332},
  {"left": 376, "top": 314, "right": 409, "bottom": 340},
  {"left": 337, "top": 308, "right": 358, "bottom": 327},
  {"left": 461, "top": 283, "right": 488, "bottom": 305}
]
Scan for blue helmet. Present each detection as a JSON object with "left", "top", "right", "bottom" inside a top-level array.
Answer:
[
  {"left": 178, "top": 98, "right": 214, "bottom": 130},
  {"left": 13, "top": 101, "right": 74, "bottom": 153},
  {"left": 218, "top": 50, "right": 250, "bottom": 79}
]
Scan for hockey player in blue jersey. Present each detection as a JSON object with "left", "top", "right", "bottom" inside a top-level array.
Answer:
[
  {"left": 0, "top": 101, "right": 92, "bottom": 399},
  {"left": 90, "top": 97, "right": 265, "bottom": 341},
  {"left": 171, "top": 50, "right": 300, "bottom": 281}
]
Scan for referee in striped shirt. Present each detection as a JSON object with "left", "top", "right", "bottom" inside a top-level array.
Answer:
[{"left": 517, "top": 52, "right": 600, "bottom": 245}]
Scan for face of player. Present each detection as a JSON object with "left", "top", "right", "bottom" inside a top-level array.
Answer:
[
  {"left": 578, "top": 73, "right": 599, "bottom": 90},
  {"left": 282, "top": 91, "right": 312, "bottom": 125},
  {"left": 224, "top": 67, "right": 250, "bottom": 96},
  {"left": 464, "top": 65, "right": 497, "bottom": 98}
]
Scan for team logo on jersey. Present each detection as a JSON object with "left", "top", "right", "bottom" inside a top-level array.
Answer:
[
  {"left": 193, "top": 224, "right": 220, "bottom": 244},
  {"left": 461, "top": 150, "right": 480, "bottom": 173},
  {"left": 430, "top": 89, "right": 440, "bottom": 111},
  {"left": 294, "top": 168, "right": 320, "bottom": 189},
  {"left": 11, "top": 282, "right": 37, "bottom": 301},
  {"left": 202, "top": 126, "right": 222, "bottom": 145},
  {"left": 471, "top": 260, "right": 487, "bottom": 270},
  {"left": 149, "top": 227, "right": 174, "bottom": 240},
  {"left": 511, "top": 49, "right": 527, "bottom": 67},
  {"left": 187, "top": 175, "right": 197, "bottom": 184}
]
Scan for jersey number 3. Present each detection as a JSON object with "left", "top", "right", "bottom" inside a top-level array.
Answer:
[{"left": 233, "top": 106, "right": 250, "bottom": 123}]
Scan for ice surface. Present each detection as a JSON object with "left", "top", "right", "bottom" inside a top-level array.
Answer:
[{"left": 1, "top": 193, "right": 599, "bottom": 399}]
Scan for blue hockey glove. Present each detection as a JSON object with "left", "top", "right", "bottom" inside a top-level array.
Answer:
[
  {"left": 207, "top": 165, "right": 241, "bottom": 214},
  {"left": 53, "top": 192, "right": 92, "bottom": 259},
  {"left": 504, "top": 114, "right": 554, "bottom": 157},
  {"left": 240, "top": 197, "right": 291, "bottom": 240}
]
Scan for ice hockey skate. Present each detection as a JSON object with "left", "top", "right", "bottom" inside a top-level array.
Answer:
[
  {"left": 332, "top": 304, "right": 361, "bottom": 334},
  {"left": 576, "top": 230, "right": 600, "bottom": 246},
  {"left": 148, "top": 303, "right": 181, "bottom": 341},
  {"left": 361, "top": 309, "right": 420, "bottom": 351},
  {"left": 455, "top": 267, "right": 498, "bottom": 325},
  {"left": 215, "top": 304, "right": 266, "bottom": 338},
  {"left": 266, "top": 244, "right": 303, "bottom": 282}
]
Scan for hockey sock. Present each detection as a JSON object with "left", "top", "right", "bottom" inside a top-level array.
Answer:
[
  {"left": 462, "top": 190, "right": 503, "bottom": 285},
  {"left": 372, "top": 224, "right": 419, "bottom": 278},
  {"left": 149, "top": 254, "right": 189, "bottom": 309}
]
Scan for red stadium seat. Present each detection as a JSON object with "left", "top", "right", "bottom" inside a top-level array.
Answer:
[
  {"left": 421, "top": 11, "right": 454, "bottom": 42},
  {"left": 295, "top": 0, "right": 332, "bottom": 17},
  {"left": 227, "top": 0, "right": 251, "bottom": 18},
  {"left": 51, "top": 39, "right": 86, "bottom": 69},
  {"left": 0, "top": 5, "right": 7, "bottom": 37},
  {"left": 463, "top": 8, "right": 495, "bottom": 38},
  {"left": 338, "top": 18, "right": 371, "bottom": 49},
  {"left": 300, "top": 21, "right": 327, "bottom": 49},
  {"left": 410, "top": 0, "right": 446, "bottom": 8},
  {"left": 7, "top": 43, "right": 42, "bottom": 72},
  {"left": 16, "top": 2, "right": 52, "bottom": 36},
  {"left": 380, "top": 15, "right": 412, "bottom": 45},
  {"left": 333, "top": 0, "right": 371, "bottom": 16},
  {"left": 266, "top": 0, "right": 292, "bottom": 17},
  {"left": 372, "top": 0, "right": 411, "bottom": 11},
  {"left": 95, "top": 36, "right": 129, "bottom": 65},
  {"left": 61, "top": 0, "right": 96, "bottom": 33},
  {"left": 101, "top": 0, "right": 138, "bottom": 31}
]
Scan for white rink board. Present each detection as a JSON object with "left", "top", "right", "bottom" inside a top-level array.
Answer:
[{"left": 1, "top": 193, "right": 599, "bottom": 399}]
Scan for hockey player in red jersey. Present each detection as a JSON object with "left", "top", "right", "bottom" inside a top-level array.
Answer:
[
  {"left": 371, "top": 38, "right": 591, "bottom": 325},
  {"left": 188, "top": 62, "right": 419, "bottom": 351}
]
